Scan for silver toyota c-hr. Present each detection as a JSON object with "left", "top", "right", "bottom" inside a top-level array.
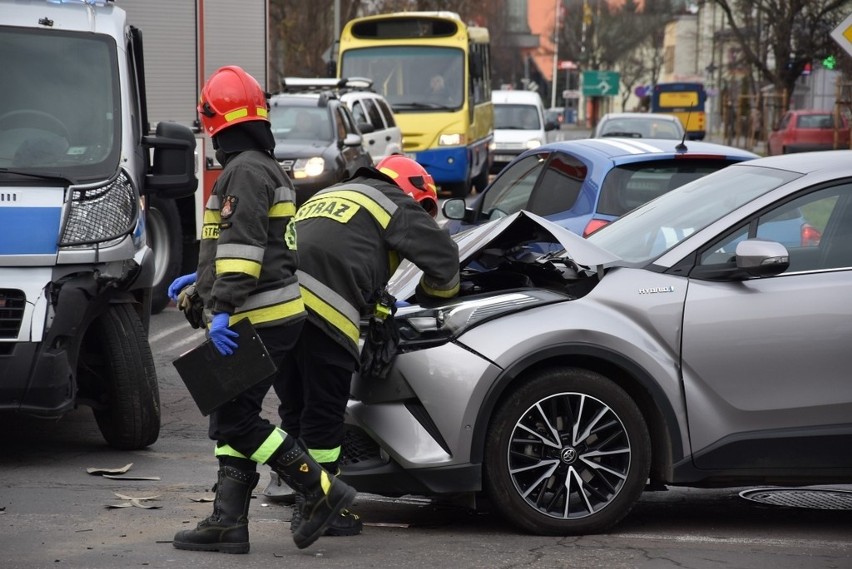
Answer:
[{"left": 340, "top": 150, "right": 852, "bottom": 536}]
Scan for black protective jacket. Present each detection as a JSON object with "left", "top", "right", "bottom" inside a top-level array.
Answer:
[
  {"left": 294, "top": 167, "right": 460, "bottom": 358},
  {"left": 196, "top": 149, "right": 305, "bottom": 328}
]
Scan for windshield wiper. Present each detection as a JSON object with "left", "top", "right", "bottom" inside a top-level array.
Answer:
[
  {"left": 0, "top": 167, "right": 76, "bottom": 185},
  {"left": 393, "top": 102, "right": 455, "bottom": 111}
]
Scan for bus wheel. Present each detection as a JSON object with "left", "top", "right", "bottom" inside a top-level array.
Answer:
[{"left": 472, "top": 167, "right": 490, "bottom": 193}]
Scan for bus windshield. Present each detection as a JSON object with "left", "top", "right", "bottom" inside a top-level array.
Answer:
[{"left": 340, "top": 46, "right": 464, "bottom": 110}]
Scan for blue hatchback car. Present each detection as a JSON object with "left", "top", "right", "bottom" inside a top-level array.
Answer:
[{"left": 443, "top": 138, "right": 758, "bottom": 237}]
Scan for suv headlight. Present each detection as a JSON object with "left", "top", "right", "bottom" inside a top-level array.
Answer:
[
  {"left": 525, "top": 138, "right": 543, "bottom": 149},
  {"left": 394, "top": 289, "right": 567, "bottom": 350},
  {"left": 293, "top": 157, "right": 326, "bottom": 179},
  {"left": 59, "top": 170, "right": 137, "bottom": 247}
]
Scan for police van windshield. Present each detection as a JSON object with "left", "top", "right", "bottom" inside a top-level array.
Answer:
[{"left": 0, "top": 27, "right": 121, "bottom": 180}]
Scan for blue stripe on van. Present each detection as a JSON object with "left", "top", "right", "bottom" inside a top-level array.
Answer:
[{"left": 0, "top": 207, "right": 61, "bottom": 254}]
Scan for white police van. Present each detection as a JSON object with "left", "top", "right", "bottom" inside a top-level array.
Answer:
[{"left": 0, "top": 0, "right": 197, "bottom": 449}]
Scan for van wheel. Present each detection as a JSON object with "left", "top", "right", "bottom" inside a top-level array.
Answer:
[
  {"left": 84, "top": 304, "right": 160, "bottom": 450},
  {"left": 147, "top": 196, "right": 182, "bottom": 314}
]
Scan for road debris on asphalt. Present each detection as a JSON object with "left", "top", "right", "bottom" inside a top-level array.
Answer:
[
  {"left": 106, "top": 492, "right": 162, "bottom": 509},
  {"left": 86, "top": 462, "right": 160, "bottom": 480}
]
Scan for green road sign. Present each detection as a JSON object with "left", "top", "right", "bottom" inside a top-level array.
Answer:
[{"left": 582, "top": 70, "right": 620, "bottom": 97}]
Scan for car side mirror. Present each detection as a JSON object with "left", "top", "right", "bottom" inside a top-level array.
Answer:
[
  {"left": 735, "top": 239, "right": 789, "bottom": 277},
  {"left": 342, "top": 133, "right": 362, "bottom": 148},
  {"left": 357, "top": 121, "right": 375, "bottom": 134},
  {"left": 690, "top": 239, "right": 789, "bottom": 281},
  {"left": 545, "top": 121, "right": 558, "bottom": 131},
  {"left": 442, "top": 198, "right": 467, "bottom": 220}
]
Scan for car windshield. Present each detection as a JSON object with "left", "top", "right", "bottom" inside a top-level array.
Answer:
[
  {"left": 587, "top": 164, "right": 801, "bottom": 263},
  {"left": 268, "top": 104, "right": 333, "bottom": 142},
  {"left": 0, "top": 26, "right": 121, "bottom": 181},
  {"left": 494, "top": 104, "right": 542, "bottom": 130}
]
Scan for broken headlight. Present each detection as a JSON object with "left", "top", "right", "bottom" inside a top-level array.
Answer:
[{"left": 395, "top": 289, "right": 567, "bottom": 350}]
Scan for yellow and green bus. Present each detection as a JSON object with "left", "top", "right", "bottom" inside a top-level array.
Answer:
[{"left": 338, "top": 12, "right": 493, "bottom": 198}]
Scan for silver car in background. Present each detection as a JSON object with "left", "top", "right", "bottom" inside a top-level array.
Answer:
[{"left": 340, "top": 150, "right": 852, "bottom": 535}]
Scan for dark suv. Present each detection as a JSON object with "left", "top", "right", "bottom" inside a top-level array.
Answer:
[{"left": 269, "top": 79, "right": 373, "bottom": 205}]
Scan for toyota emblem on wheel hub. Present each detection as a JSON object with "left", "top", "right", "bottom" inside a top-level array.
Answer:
[{"left": 560, "top": 447, "right": 578, "bottom": 464}]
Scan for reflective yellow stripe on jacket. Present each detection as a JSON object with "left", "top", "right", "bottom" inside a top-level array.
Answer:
[{"left": 296, "top": 269, "right": 360, "bottom": 344}]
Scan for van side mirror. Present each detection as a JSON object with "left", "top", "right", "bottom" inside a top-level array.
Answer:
[{"left": 143, "top": 121, "right": 197, "bottom": 199}]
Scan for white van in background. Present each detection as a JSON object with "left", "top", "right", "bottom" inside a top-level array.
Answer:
[{"left": 490, "top": 90, "right": 556, "bottom": 174}]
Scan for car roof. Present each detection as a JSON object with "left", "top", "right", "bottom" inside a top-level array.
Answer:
[{"left": 526, "top": 137, "right": 758, "bottom": 161}]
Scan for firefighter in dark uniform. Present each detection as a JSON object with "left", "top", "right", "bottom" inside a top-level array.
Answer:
[
  {"left": 268, "top": 154, "right": 459, "bottom": 535},
  {"left": 166, "top": 65, "right": 356, "bottom": 554}
]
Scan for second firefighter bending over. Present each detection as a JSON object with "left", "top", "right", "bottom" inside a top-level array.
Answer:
[{"left": 267, "top": 154, "right": 459, "bottom": 536}]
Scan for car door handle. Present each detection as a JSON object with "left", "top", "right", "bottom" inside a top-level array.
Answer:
[
  {"left": 385, "top": 136, "right": 391, "bottom": 141},
  {"left": 368, "top": 140, "right": 375, "bottom": 145}
]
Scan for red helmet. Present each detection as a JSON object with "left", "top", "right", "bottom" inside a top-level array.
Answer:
[
  {"left": 198, "top": 66, "right": 269, "bottom": 137},
  {"left": 377, "top": 155, "right": 438, "bottom": 217}
]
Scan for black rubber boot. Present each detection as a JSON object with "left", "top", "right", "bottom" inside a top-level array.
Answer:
[
  {"left": 270, "top": 444, "right": 356, "bottom": 549},
  {"left": 173, "top": 466, "right": 260, "bottom": 554},
  {"left": 290, "top": 461, "right": 362, "bottom": 537}
]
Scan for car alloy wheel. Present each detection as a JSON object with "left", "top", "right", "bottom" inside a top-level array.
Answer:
[{"left": 484, "top": 367, "right": 650, "bottom": 535}]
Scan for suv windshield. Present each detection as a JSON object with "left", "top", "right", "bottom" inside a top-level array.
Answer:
[
  {"left": 587, "top": 165, "right": 801, "bottom": 263},
  {"left": 268, "top": 100, "right": 333, "bottom": 143},
  {"left": 0, "top": 26, "right": 120, "bottom": 180}
]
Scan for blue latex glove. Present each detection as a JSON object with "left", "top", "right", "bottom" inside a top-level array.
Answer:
[
  {"left": 168, "top": 272, "right": 197, "bottom": 302},
  {"left": 209, "top": 312, "right": 239, "bottom": 356}
]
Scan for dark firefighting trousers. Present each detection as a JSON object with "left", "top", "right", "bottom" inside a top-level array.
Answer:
[
  {"left": 273, "top": 320, "right": 357, "bottom": 456},
  {"left": 208, "top": 320, "right": 304, "bottom": 467}
]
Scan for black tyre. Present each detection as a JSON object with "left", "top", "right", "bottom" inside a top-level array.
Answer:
[
  {"left": 85, "top": 304, "right": 160, "bottom": 449},
  {"left": 147, "top": 196, "right": 182, "bottom": 314},
  {"left": 484, "top": 367, "right": 650, "bottom": 535}
]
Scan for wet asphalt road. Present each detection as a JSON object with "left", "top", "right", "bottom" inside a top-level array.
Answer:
[{"left": 1, "top": 306, "right": 850, "bottom": 569}]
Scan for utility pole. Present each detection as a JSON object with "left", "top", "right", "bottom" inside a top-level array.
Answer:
[{"left": 551, "top": 0, "right": 560, "bottom": 108}]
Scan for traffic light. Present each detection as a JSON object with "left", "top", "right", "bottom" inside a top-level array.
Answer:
[{"left": 823, "top": 55, "right": 837, "bottom": 70}]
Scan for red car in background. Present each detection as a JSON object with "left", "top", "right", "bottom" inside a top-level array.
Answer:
[{"left": 768, "top": 109, "right": 850, "bottom": 155}]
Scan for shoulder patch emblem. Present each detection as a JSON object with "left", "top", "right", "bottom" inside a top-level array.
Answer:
[{"left": 220, "top": 195, "right": 238, "bottom": 219}]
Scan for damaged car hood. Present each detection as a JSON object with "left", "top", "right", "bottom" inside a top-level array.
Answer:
[{"left": 389, "top": 210, "right": 621, "bottom": 301}]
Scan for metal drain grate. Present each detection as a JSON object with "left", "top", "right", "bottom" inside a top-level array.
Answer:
[{"left": 739, "top": 488, "right": 852, "bottom": 510}]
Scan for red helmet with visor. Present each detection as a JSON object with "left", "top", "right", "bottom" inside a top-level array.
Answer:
[
  {"left": 198, "top": 65, "right": 269, "bottom": 137},
  {"left": 376, "top": 155, "right": 438, "bottom": 217}
]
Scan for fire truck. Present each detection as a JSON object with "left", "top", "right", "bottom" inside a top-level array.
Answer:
[{"left": 120, "top": 0, "right": 269, "bottom": 313}]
